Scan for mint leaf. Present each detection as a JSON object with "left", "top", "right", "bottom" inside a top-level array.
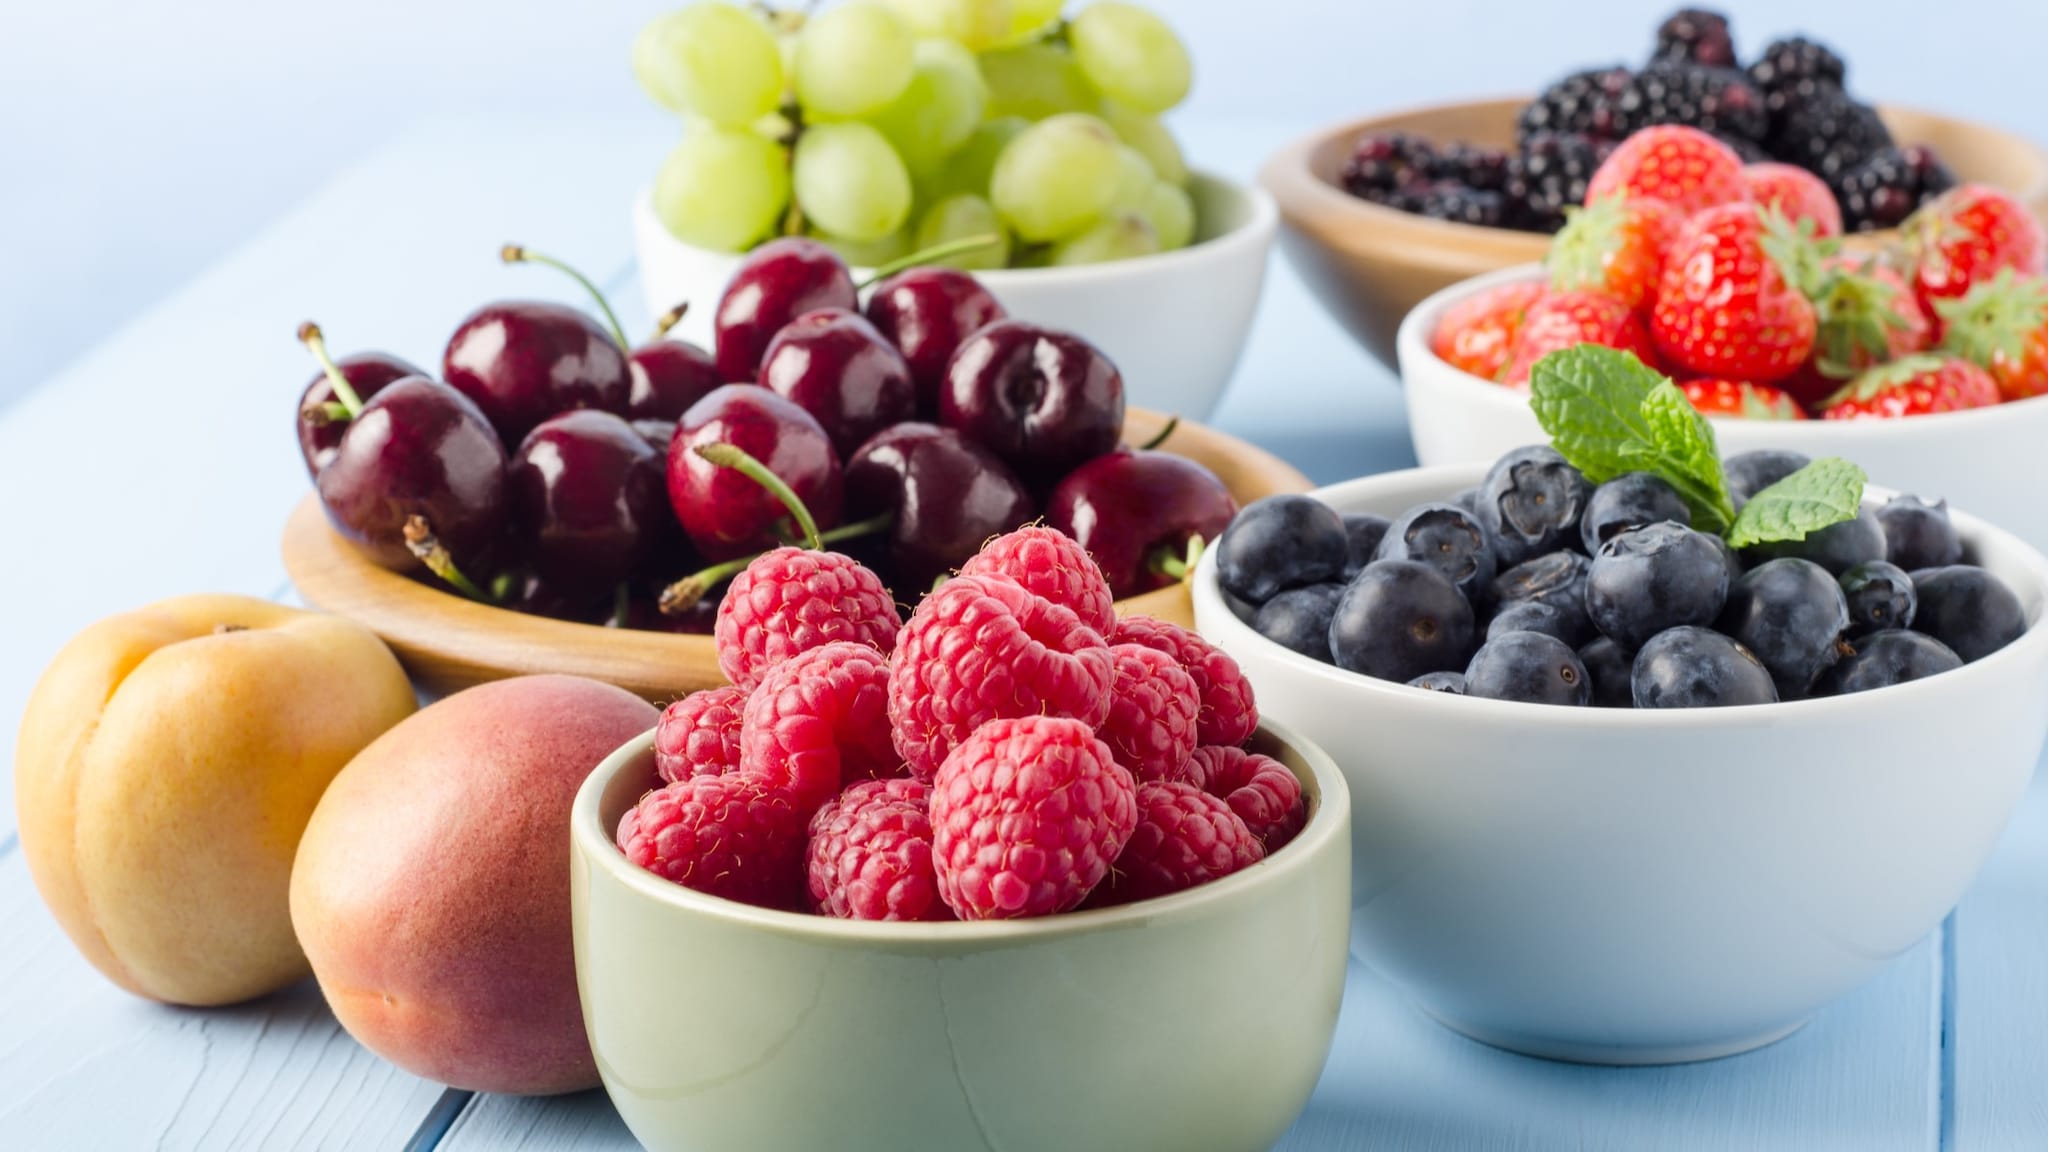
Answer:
[
  {"left": 1726, "top": 458, "right": 1868, "bottom": 548},
  {"left": 1636, "top": 382, "right": 1736, "bottom": 535}
]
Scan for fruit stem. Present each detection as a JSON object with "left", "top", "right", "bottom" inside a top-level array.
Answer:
[
  {"left": 609, "top": 582, "right": 632, "bottom": 628},
  {"left": 1137, "top": 416, "right": 1181, "bottom": 452},
  {"left": 402, "top": 515, "right": 493, "bottom": 603},
  {"left": 656, "top": 512, "right": 893, "bottom": 616},
  {"left": 859, "top": 234, "right": 1003, "bottom": 286},
  {"left": 500, "top": 244, "right": 631, "bottom": 352},
  {"left": 650, "top": 302, "right": 689, "bottom": 341},
  {"left": 1146, "top": 534, "right": 1208, "bottom": 583},
  {"left": 693, "top": 442, "right": 822, "bottom": 549},
  {"left": 303, "top": 400, "right": 354, "bottom": 427},
  {"left": 298, "top": 322, "right": 366, "bottom": 418}
]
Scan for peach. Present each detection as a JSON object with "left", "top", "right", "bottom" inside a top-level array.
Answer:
[{"left": 290, "top": 674, "right": 657, "bottom": 1095}]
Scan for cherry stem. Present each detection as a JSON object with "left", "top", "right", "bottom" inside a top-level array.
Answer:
[
  {"left": 858, "top": 234, "right": 1003, "bottom": 287},
  {"left": 656, "top": 512, "right": 893, "bottom": 616},
  {"left": 501, "top": 244, "right": 631, "bottom": 352},
  {"left": 402, "top": 515, "right": 493, "bottom": 603},
  {"left": 609, "top": 582, "right": 632, "bottom": 628},
  {"left": 298, "top": 322, "right": 365, "bottom": 418},
  {"left": 694, "top": 443, "right": 822, "bottom": 550},
  {"left": 1137, "top": 416, "right": 1181, "bottom": 452},
  {"left": 650, "top": 302, "right": 688, "bottom": 341},
  {"left": 1147, "top": 534, "right": 1208, "bottom": 583},
  {"left": 303, "top": 400, "right": 353, "bottom": 427}
]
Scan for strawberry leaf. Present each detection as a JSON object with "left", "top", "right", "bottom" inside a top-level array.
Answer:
[{"left": 1726, "top": 457, "right": 1868, "bottom": 548}]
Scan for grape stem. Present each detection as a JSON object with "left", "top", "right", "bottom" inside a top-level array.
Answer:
[
  {"left": 858, "top": 234, "right": 1004, "bottom": 286},
  {"left": 402, "top": 515, "right": 494, "bottom": 603},
  {"left": 298, "top": 322, "right": 365, "bottom": 419},
  {"left": 1146, "top": 534, "right": 1207, "bottom": 583},
  {"left": 656, "top": 512, "right": 893, "bottom": 615},
  {"left": 1137, "top": 416, "right": 1181, "bottom": 452},
  {"left": 500, "top": 244, "right": 631, "bottom": 352},
  {"left": 693, "top": 442, "right": 823, "bottom": 549},
  {"left": 651, "top": 302, "right": 689, "bottom": 341}
]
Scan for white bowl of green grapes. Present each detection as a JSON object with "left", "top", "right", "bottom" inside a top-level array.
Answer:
[{"left": 630, "top": 0, "right": 1277, "bottom": 419}]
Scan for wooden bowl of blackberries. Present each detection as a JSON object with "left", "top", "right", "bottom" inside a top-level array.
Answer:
[
  {"left": 1260, "top": 7, "right": 2048, "bottom": 371},
  {"left": 282, "top": 241, "right": 1311, "bottom": 703}
]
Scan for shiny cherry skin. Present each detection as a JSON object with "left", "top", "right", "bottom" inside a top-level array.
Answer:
[
  {"left": 629, "top": 337, "right": 722, "bottom": 421},
  {"left": 1047, "top": 449, "right": 1239, "bottom": 598},
  {"left": 296, "top": 351, "right": 424, "bottom": 478},
  {"left": 712, "top": 238, "right": 858, "bottom": 382},
  {"left": 940, "top": 320, "right": 1125, "bottom": 485},
  {"left": 667, "top": 384, "right": 844, "bottom": 561},
  {"left": 632, "top": 418, "right": 678, "bottom": 452},
  {"left": 863, "top": 266, "right": 1006, "bottom": 417},
  {"left": 508, "top": 409, "right": 678, "bottom": 602},
  {"left": 845, "top": 422, "right": 1036, "bottom": 592},
  {"left": 443, "top": 300, "right": 631, "bottom": 445},
  {"left": 758, "top": 308, "right": 917, "bottom": 456},
  {"left": 316, "top": 376, "right": 507, "bottom": 572}
]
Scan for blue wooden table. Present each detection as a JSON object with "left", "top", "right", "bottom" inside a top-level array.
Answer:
[{"left": 2, "top": 115, "right": 2044, "bottom": 1151}]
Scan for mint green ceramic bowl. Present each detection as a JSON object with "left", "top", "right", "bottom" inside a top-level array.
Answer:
[{"left": 570, "top": 720, "right": 1352, "bottom": 1152}]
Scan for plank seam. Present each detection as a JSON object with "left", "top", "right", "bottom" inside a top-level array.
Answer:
[
  {"left": 403, "top": 1087, "right": 476, "bottom": 1152},
  {"left": 1939, "top": 910, "right": 1959, "bottom": 1152}
]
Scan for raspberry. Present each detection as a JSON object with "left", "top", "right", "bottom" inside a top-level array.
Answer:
[
  {"left": 740, "top": 641, "right": 898, "bottom": 814},
  {"left": 958, "top": 525, "right": 1116, "bottom": 636},
  {"left": 1188, "top": 745, "right": 1307, "bottom": 852},
  {"left": 715, "top": 547, "right": 900, "bottom": 691},
  {"left": 806, "top": 778, "right": 950, "bottom": 921},
  {"left": 617, "top": 775, "right": 806, "bottom": 909},
  {"left": 1093, "top": 781, "right": 1264, "bottom": 906},
  {"left": 1098, "top": 644, "right": 1199, "bottom": 783},
  {"left": 653, "top": 685, "right": 747, "bottom": 783},
  {"left": 931, "top": 716, "right": 1137, "bottom": 919},
  {"left": 888, "top": 573, "right": 1113, "bottom": 780},
  {"left": 1109, "top": 616, "right": 1258, "bottom": 747}
]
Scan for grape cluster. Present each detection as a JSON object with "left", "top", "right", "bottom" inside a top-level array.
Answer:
[{"left": 634, "top": 1, "right": 1198, "bottom": 269}]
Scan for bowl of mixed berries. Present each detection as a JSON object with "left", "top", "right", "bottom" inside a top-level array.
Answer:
[
  {"left": 1189, "top": 346, "right": 2048, "bottom": 1065},
  {"left": 1260, "top": 6, "right": 2048, "bottom": 369},
  {"left": 570, "top": 523, "right": 1350, "bottom": 1152}
]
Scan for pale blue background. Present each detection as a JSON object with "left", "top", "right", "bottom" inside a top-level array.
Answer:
[{"left": 3, "top": 0, "right": 2042, "bottom": 402}]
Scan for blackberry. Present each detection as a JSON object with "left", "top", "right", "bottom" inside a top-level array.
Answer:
[
  {"left": 1748, "top": 36, "right": 1847, "bottom": 97},
  {"left": 1516, "top": 66, "right": 1632, "bottom": 143},
  {"left": 1837, "top": 145, "right": 1957, "bottom": 232},
  {"left": 1653, "top": 9, "right": 1737, "bottom": 69},
  {"left": 1412, "top": 183, "right": 1507, "bottom": 227},
  {"left": 1717, "top": 132, "right": 1769, "bottom": 163},
  {"left": 1340, "top": 131, "right": 1436, "bottom": 199},
  {"left": 1436, "top": 142, "right": 1512, "bottom": 191},
  {"left": 1505, "top": 133, "right": 1612, "bottom": 234},
  {"left": 1765, "top": 86, "right": 1893, "bottom": 186},
  {"left": 1611, "top": 62, "right": 1768, "bottom": 145}
]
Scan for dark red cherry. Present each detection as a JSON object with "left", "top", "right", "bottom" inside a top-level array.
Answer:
[
  {"left": 845, "top": 422, "right": 1036, "bottom": 592},
  {"left": 863, "top": 266, "right": 1006, "bottom": 417},
  {"left": 507, "top": 409, "right": 678, "bottom": 602},
  {"left": 316, "top": 375, "right": 507, "bottom": 573},
  {"left": 632, "top": 418, "right": 678, "bottom": 452},
  {"left": 497, "top": 568, "right": 610, "bottom": 623},
  {"left": 629, "top": 338, "right": 722, "bottom": 421},
  {"left": 442, "top": 301, "right": 631, "bottom": 444},
  {"left": 1046, "top": 448, "right": 1239, "bottom": 598},
  {"left": 712, "top": 238, "right": 857, "bottom": 382},
  {"left": 667, "top": 384, "right": 843, "bottom": 561},
  {"left": 758, "top": 308, "right": 917, "bottom": 456},
  {"left": 940, "top": 320, "right": 1125, "bottom": 485},
  {"left": 296, "top": 351, "right": 423, "bottom": 478}
]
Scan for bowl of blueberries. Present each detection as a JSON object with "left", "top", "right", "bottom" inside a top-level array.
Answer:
[{"left": 1188, "top": 347, "right": 2048, "bottom": 1065}]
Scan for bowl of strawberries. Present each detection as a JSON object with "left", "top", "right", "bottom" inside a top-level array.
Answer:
[{"left": 1397, "top": 122, "right": 2048, "bottom": 550}]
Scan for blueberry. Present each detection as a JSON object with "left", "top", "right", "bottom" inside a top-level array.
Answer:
[
  {"left": 1876, "top": 495, "right": 1963, "bottom": 571},
  {"left": 1578, "top": 636, "right": 1635, "bottom": 708},
  {"left": 1580, "top": 472, "right": 1691, "bottom": 554},
  {"left": 1465, "top": 632, "right": 1591, "bottom": 706},
  {"left": 1913, "top": 565, "right": 2027, "bottom": 662},
  {"left": 1253, "top": 582, "right": 1347, "bottom": 663},
  {"left": 1473, "top": 445, "right": 1593, "bottom": 566},
  {"left": 1329, "top": 559, "right": 1477, "bottom": 683},
  {"left": 1815, "top": 629, "right": 1963, "bottom": 695},
  {"left": 1409, "top": 670, "right": 1467, "bottom": 694},
  {"left": 1710, "top": 532, "right": 1746, "bottom": 586},
  {"left": 1452, "top": 487, "right": 1481, "bottom": 514},
  {"left": 1215, "top": 495, "right": 1349, "bottom": 603},
  {"left": 1718, "top": 558, "right": 1850, "bottom": 698},
  {"left": 1485, "top": 599, "right": 1586, "bottom": 646},
  {"left": 1840, "top": 561, "right": 1916, "bottom": 637},
  {"left": 1585, "top": 522, "right": 1730, "bottom": 650},
  {"left": 1491, "top": 550, "right": 1591, "bottom": 618},
  {"left": 1631, "top": 626, "right": 1779, "bottom": 708},
  {"left": 1724, "top": 449, "right": 1811, "bottom": 503},
  {"left": 1741, "top": 506, "right": 1887, "bottom": 576},
  {"left": 1373, "top": 502, "right": 1497, "bottom": 605},
  {"left": 1341, "top": 513, "right": 1392, "bottom": 577}
]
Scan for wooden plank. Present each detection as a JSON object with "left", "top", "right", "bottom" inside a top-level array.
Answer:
[{"left": 1950, "top": 768, "right": 2048, "bottom": 1148}]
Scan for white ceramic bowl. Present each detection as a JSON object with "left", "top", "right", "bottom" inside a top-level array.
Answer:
[
  {"left": 1396, "top": 264, "right": 2048, "bottom": 552},
  {"left": 572, "top": 720, "right": 1351, "bottom": 1152},
  {"left": 632, "top": 172, "right": 1278, "bottom": 420},
  {"left": 1190, "top": 464, "right": 2048, "bottom": 1065}
]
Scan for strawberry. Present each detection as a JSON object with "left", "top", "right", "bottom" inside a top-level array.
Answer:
[
  {"left": 1547, "top": 195, "right": 1683, "bottom": 310},
  {"left": 1499, "top": 289, "right": 1658, "bottom": 388},
  {"left": 1680, "top": 377, "right": 1808, "bottom": 420},
  {"left": 1740, "top": 162, "right": 1843, "bottom": 238},
  {"left": 1905, "top": 183, "right": 2047, "bottom": 308},
  {"left": 1807, "top": 253, "right": 1933, "bottom": 380},
  {"left": 1819, "top": 353, "right": 2000, "bottom": 420},
  {"left": 1649, "top": 203, "right": 1817, "bottom": 384},
  {"left": 1936, "top": 268, "right": 2048, "bottom": 401},
  {"left": 1430, "top": 280, "right": 1548, "bottom": 381},
  {"left": 1584, "top": 125, "right": 1747, "bottom": 217}
]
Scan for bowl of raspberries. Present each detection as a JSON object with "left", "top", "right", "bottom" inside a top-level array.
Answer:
[
  {"left": 569, "top": 524, "right": 1352, "bottom": 1152},
  {"left": 1187, "top": 347, "right": 2048, "bottom": 1065},
  {"left": 1259, "top": 6, "right": 2048, "bottom": 370}
]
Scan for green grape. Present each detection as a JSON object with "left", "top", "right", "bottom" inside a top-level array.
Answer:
[
  {"left": 1068, "top": 2, "right": 1190, "bottom": 115},
  {"left": 794, "top": 121, "right": 914, "bottom": 242},
  {"left": 653, "top": 126, "right": 791, "bottom": 252},
  {"left": 868, "top": 39, "right": 988, "bottom": 175},
  {"left": 916, "top": 195, "right": 1012, "bottom": 269},
  {"left": 794, "top": 4, "right": 915, "bottom": 118},
  {"left": 1107, "top": 145, "right": 1156, "bottom": 212},
  {"left": 1001, "top": 0, "right": 1065, "bottom": 43},
  {"left": 1101, "top": 101, "right": 1188, "bottom": 185},
  {"left": 990, "top": 113, "right": 1124, "bottom": 242},
  {"left": 916, "top": 116, "right": 1027, "bottom": 203},
  {"left": 1139, "top": 181, "right": 1195, "bottom": 250},
  {"left": 978, "top": 42, "right": 1099, "bottom": 120},
  {"left": 814, "top": 227, "right": 911, "bottom": 269},
  {"left": 883, "top": 0, "right": 1012, "bottom": 50},
  {"left": 632, "top": 4, "right": 785, "bottom": 127},
  {"left": 1050, "top": 211, "right": 1160, "bottom": 265}
]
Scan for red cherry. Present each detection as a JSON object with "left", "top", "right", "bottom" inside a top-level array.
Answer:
[
  {"left": 1046, "top": 448, "right": 1239, "bottom": 598},
  {"left": 666, "top": 385, "right": 843, "bottom": 561},
  {"left": 713, "top": 238, "right": 858, "bottom": 382},
  {"left": 758, "top": 308, "right": 917, "bottom": 456},
  {"left": 863, "top": 266, "right": 1006, "bottom": 417}
]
